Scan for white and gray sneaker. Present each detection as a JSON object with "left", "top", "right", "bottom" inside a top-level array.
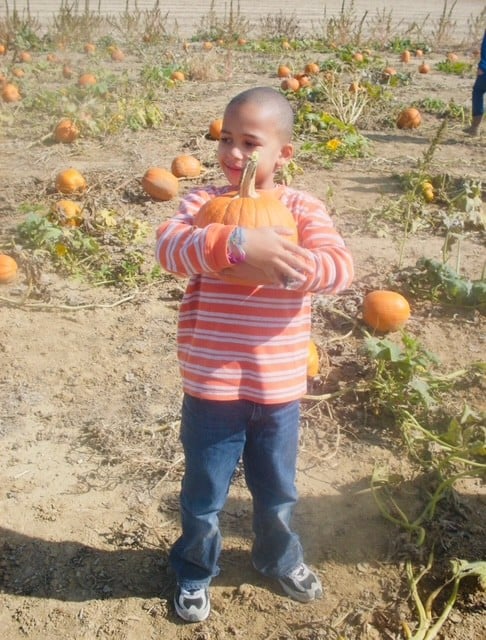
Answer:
[
  {"left": 278, "top": 563, "right": 323, "bottom": 602},
  {"left": 173, "top": 584, "right": 210, "bottom": 622}
]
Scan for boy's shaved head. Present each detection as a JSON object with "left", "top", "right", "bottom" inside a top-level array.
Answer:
[{"left": 225, "top": 86, "right": 295, "bottom": 142}]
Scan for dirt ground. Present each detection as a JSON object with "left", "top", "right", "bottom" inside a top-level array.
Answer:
[{"left": 0, "top": 11, "right": 485, "bottom": 640}]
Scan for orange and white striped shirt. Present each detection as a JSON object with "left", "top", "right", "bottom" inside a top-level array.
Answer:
[{"left": 155, "top": 184, "right": 354, "bottom": 404}]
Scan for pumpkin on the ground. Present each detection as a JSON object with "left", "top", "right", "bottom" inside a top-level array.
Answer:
[
  {"left": 396, "top": 107, "right": 421, "bottom": 129},
  {"left": 54, "top": 118, "right": 80, "bottom": 143},
  {"left": 2, "top": 83, "right": 21, "bottom": 102},
  {"left": 171, "top": 70, "right": 185, "bottom": 82},
  {"left": 52, "top": 200, "right": 83, "bottom": 227},
  {"left": 307, "top": 340, "right": 320, "bottom": 377},
  {"left": 0, "top": 254, "right": 18, "bottom": 283},
  {"left": 142, "top": 167, "right": 179, "bottom": 201},
  {"left": 208, "top": 118, "right": 223, "bottom": 140},
  {"left": 277, "top": 65, "right": 292, "bottom": 78},
  {"left": 280, "top": 76, "right": 300, "bottom": 92},
  {"left": 78, "top": 73, "right": 97, "bottom": 87},
  {"left": 304, "top": 62, "right": 320, "bottom": 75},
  {"left": 55, "top": 168, "right": 87, "bottom": 194},
  {"left": 171, "top": 155, "right": 201, "bottom": 178},
  {"left": 362, "top": 290, "right": 411, "bottom": 332}
]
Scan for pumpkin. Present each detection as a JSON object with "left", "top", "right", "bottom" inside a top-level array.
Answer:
[
  {"left": 277, "top": 65, "right": 292, "bottom": 78},
  {"left": 142, "top": 167, "right": 179, "bottom": 201},
  {"left": 422, "top": 182, "right": 435, "bottom": 202},
  {"left": 396, "top": 107, "right": 421, "bottom": 129},
  {"left": 11, "top": 67, "right": 25, "bottom": 78},
  {"left": 295, "top": 73, "right": 311, "bottom": 88},
  {"left": 304, "top": 62, "right": 320, "bottom": 75},
  {"left": 171, "top": 155, "right": 201, "bottom": 178},
  {"left": 78, "top": 73, "right": 97, "bottom": 87},
  {"left": 52, "top": 199, "right": 83, "bottom": 227},
  {"left": 418, "top": 62, "right": 430, "bottom": 74},
  {"left": 208, "top": 117, "right": 223, "bottom": 140},
  {"left": 62, "top": 64, "right": 73, "bottom": 79},
  {"left": 353, "top": 52, "right": 364, "bottom": 63},
  {"left": 202, "top": 41, "right": 213, "bottom": 51},
  {"left": 446, "top": 52, "right": 458, "bottom": 62},
  {"left": 2, "top": 83, "right": 21, "bottom": 102},
  {"left": 84, "top": 43, "right": 96, "bottom": 55},
  {"left": 307, "top": 340, "right": 319, "bottom": 378},
  {"left": 194, "top": 152, "right": 298, "bottom": 285},
  {"left": 362, "top": 290, "right": 411, "bottom": 332},
  {"left": 109, "top": 47, "right": 125, "bottom": 61},
  {"left": 400, "top": 50, "right": 411, "bottom": 63},
  {"left": 171, "top": 70, "right": 185, "bottom": 81},
  {"left": 282, "top": 41, "right": 291, "bottom": 50},
  {"left": 415, "top": 49, "right": 424, "bottom": 58},
  {"left": 280, "top": 76, "right": 300, "bottom": 92},
  {"left": 55, "top": 168, "right": 87, "bottom": 194},
  {"left": 0, "top": 44, "right": 6, "bottom": 55},
  {"left": 18, "top": 50, "right": 32, "bottom": 63},
  {"left": 46, "top": 53, "right": 60, "bottom": 63},
  {"left": 54, "top": 118, "right": 80, "bottom": 143},
  {"left": 0, "top": 254, "right": 18, "bottom": 283},
  {"left": 383, "top": 66, "right": 397, "bottom": 77}
]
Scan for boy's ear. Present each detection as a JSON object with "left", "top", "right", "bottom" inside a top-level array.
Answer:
[{"left": 277, "top": 142, "right": 294, "bottom": 167}]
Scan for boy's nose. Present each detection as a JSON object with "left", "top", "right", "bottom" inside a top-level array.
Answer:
[{"left": 228, "top": 145, "right": 244, "bottom": 160}]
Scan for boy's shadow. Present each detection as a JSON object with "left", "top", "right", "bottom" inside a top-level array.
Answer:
[
  {"left": 1, "top": 477, "right": 482, "bottom": 602},
  {"left": 0, "top": 526, "right": 171, "bottom": 601}
]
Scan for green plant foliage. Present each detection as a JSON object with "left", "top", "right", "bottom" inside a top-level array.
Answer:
[
  {"left": 294, "top": 104, "right": 370, "bottom": 165},
  {"left": 400, "top": 258, "right": 486, "bottom": 309},
  {"left": 363, "top": 332, "right": 444, "bottom": 416},
  {"left": 14, "top": 206, "right": 154, "bottom": 288},
  {"left": 435, "top": 59, "right": 473, "bottom": 75}
]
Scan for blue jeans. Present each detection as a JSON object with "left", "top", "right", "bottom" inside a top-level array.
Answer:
[
  {"left": 169, "top": 394, "right": 303, "bottom": 590},
  {"left": 472, "top": 71, "right": 486, "bottom": 116}
]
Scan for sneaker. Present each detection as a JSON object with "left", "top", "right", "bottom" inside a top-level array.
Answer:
[
  {"left": 278, "top": 563, "right": 323, "bottom": 603},
  {"left": 173, "top": 584, "right": 210, "bottom": 622},
  {"left": 464, "top": 126, "right": 479, "bottom": 137}
]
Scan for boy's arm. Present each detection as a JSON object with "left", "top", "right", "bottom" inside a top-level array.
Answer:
[
  {"left": 284, "top": 190, "right": 354, "bottom": 294},
  {"left": 156, "top": 187, "right": 313, "bottom": 285},
  {"left": 155, "top": 188, "right": 234, "bottom": 276}
]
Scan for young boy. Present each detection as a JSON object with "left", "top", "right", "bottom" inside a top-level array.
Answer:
[{"left": 155, "top": 86, "right": 354, "bottom": 623}]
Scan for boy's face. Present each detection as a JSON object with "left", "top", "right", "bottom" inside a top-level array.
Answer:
[{"left": 218, "top": 101, "right": 293, "bottom": 190}]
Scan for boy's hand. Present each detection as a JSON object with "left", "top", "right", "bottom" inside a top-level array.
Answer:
[{"left": 229, "top": 226, "right": 313, "bottom": 287}]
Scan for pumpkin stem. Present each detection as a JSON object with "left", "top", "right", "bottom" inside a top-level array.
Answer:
[{"left": 238, "top": 151, "right": 259, "bottom": 199}]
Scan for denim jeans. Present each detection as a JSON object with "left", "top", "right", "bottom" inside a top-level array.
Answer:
[
  {"left": 169, "top": 393, "right": 303, "bottom": 590},
  {"left": 472, "top": 71, "right": 486, "bottom": 116}
]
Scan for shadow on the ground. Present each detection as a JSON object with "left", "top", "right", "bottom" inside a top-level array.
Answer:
[{"left": 1, "top": 476, "right": 483, "bottom": 602}]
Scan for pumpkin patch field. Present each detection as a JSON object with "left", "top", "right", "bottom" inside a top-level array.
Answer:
[{"left": 0, "top": 2, "right": 485, "bottom": 639}]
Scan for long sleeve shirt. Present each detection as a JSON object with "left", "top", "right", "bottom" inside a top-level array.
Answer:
[{"left": 155, "top": 184, "right": 354, "bottom": 404}]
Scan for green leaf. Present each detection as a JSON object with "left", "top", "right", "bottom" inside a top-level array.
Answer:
[
  {"left": 409, "top": 377, "right": 435, "bottom": 407},
  {"left": 364, "top": 336, "right": 403, "bottom": 362},
  {"left": 441, "top": 417, "right": 463, "bottom": 446},
  {"left": 451, "top": 559, "right": 486, "bottom": 589}
]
